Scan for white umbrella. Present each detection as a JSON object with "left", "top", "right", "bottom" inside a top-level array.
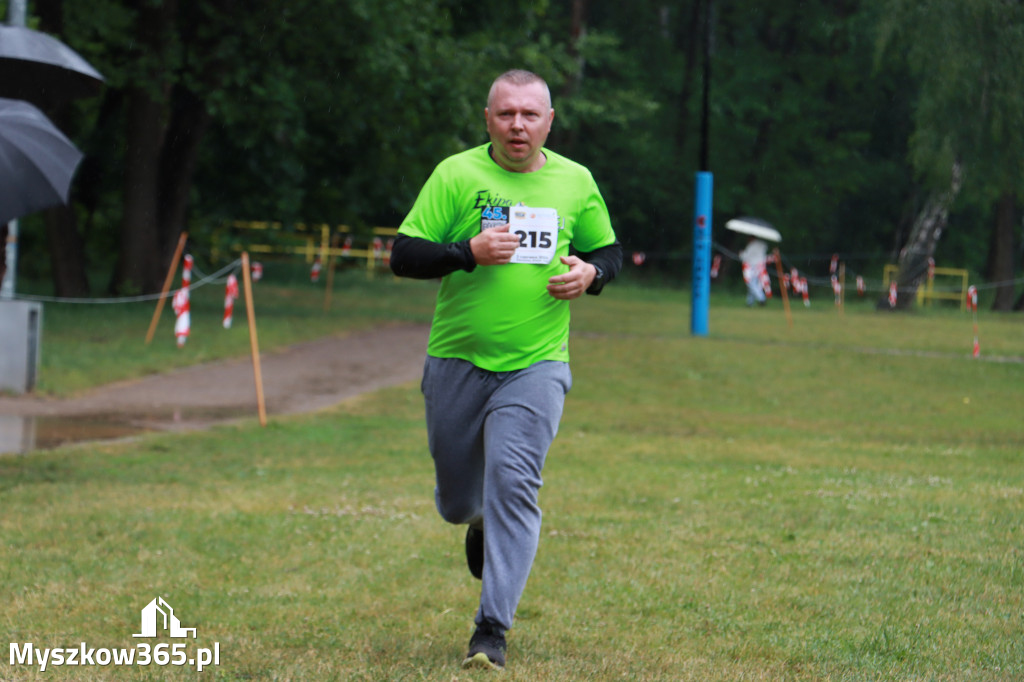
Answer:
[{"left": 725, "top": 216, "right": 782, "bottom": 243}]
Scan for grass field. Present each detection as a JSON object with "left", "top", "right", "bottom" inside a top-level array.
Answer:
[{"left": 2, "top": 274, "right": 1022, "bottom": 680}]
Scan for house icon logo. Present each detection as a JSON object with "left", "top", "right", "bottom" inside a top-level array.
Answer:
[{"left": 132, "top": 597, "right": 197, "bottom": 639}]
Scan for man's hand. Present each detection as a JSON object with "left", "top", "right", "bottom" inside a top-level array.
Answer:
[
  {"left": 546, "top": 256, "right": 597, "bottom": 300},
  {"left": 470, "top": 224, "right": 521, "bottom": 265}
]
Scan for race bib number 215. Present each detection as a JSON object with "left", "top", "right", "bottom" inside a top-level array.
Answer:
[{"left": 508, "top": 207, "right": 559, "bottom": 264}]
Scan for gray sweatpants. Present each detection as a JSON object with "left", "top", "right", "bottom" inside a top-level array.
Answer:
[{"left": 421, "top": 356, "right": 572, "bottom": 631}]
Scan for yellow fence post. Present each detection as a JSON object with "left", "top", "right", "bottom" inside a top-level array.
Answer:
[
  {"left": 883, "top": 264, "right": 968, "bottom": 310},
  {"left": 220, "top": 221, "right": 399, "bottom": 282}
]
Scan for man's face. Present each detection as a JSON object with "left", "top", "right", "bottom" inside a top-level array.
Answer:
[{"left": 485, "top": 80, "right": 554, "bottom": 173}]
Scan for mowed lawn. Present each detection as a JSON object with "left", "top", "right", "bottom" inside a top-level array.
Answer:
[{"left": 2, "top": 277, "right": 1022, "bottom": 681}]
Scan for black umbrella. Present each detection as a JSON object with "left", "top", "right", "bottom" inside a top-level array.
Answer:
[
  {"left": 0, "top": 25, "right": 104, "bottom": 107},
  {"left": 0, "top": 97, "right": 83, "bottom": 225}
]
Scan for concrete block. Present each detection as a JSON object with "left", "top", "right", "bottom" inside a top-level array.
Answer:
[{"left": 0, "top": 300, "right": 42, "bottom": 394}]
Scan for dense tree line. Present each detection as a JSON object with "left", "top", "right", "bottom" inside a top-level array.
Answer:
[{"left": 9, "top": 0, "right": 1023, "bottom": 310}]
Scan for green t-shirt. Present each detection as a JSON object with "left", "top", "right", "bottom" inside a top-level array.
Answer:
[{"left": 399, "top": 144, "right": 617, "bottom": 371}]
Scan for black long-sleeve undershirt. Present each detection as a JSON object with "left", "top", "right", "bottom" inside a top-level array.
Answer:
[
  {"left": 389, "top": 234, "right": 623, "bottom": 295},
  {"left": 389, "top": 234, "right": 476, "bottom": 280}
]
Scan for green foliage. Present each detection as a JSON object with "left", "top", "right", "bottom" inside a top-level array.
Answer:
[
  {"left": 711, "top": 0, "right": 913, "bottom": 257},
  {"left": 877, "top": 0, "right": 1024, "bottom": 200},
  {"left": 190, "top": 0, "right": 579, "bottom": 227},
  {"left": 26, "top": 0, "right": 1022, "bottom": 292}
]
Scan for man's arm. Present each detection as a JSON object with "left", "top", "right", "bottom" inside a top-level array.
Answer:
[
  {"left": 579, "top": 240, "right": 623, "bottom": 295},
  {"left": 546, "top": 241, "right": 624, "bottom": 300},
  {"left": 389, "top": 234, "right": 476, "bottom": 279},
  {"left": 390, "top": 225, "right": 524, "bottom": 279}
]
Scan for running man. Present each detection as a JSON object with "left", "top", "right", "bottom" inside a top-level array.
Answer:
[{"left": 390, "top": 69, "right": 622, "bottom": 671}]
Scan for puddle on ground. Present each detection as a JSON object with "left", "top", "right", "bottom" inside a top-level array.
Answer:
[
  {"left": 0, "top": 407, "right": 255, "bottom": 455},
  {"left": 0, "top": 414, "right": 148, "bottom": 455}
]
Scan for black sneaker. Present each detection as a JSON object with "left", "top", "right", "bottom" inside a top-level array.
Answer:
[
  {"left": 465, "top": 525, "right": 483, "bottom": 580},
  {"left": 462, "top": 620, "right": 506, "bottom": 670}
]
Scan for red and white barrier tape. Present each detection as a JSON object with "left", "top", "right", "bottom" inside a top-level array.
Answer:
[
  {"left": 223, "top": 273, "right": 239, "bottom": 329},
  {"left": 173, "top": 255, "right": 193, "bottom": 347}
]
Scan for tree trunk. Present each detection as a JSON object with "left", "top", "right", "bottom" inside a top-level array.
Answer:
[
  {"left": 986, "top": 191, "right": 1016, "bottom": 311},
  {"left": 566, "top": 0, "right": 588, "bottom": 85},
  {"left": 36, "top": 0, "right": 90, "bottom": 296},
  {"left": 109, "top": 0, "right": 178, "bottom": 294},
  {"left": 877, "top": 161, "right": 963, "bottom": 310},
  {"left": 111, "top": 86, "right": 167, "bottom": 294},
  {"left": 157, "top": 86, "right": 212, "bottom": 258},
  {"left": 44, "top": 206, "right": 90, "bottom": 296},
  {"left": 108, "top": 0, "right": 227, "bottom": 293},
  {"left": 549, "top": 0, "right": 588, "bottom": 154}
]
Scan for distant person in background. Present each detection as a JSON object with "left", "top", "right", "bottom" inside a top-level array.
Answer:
[{"left": 739, "top": 237, "right": 768, "bottom": 306}]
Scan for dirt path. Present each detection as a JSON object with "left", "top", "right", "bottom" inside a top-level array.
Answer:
[{"left": 0, "top": 323, "right": 430, "bottom": 433}]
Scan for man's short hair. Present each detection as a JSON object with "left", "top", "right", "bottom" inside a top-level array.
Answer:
[{"left": 488, "top": 70, "right": 551, "bottom": 109}]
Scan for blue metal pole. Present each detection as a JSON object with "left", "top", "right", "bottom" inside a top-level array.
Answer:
[{"left": 691, "top": 171, "right": 713, "bottom": 336}]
